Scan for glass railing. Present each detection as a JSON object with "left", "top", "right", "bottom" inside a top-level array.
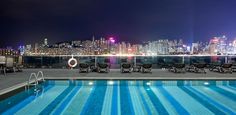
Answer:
[{"left": 22, "top": 55, "right": 236, "bottom": 69}]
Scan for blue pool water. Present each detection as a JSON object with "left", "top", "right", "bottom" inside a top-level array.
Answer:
[{"left": 0, "top": 80, "right": 236, "bottom": 115}]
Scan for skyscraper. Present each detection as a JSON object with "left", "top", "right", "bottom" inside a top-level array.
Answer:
[{"left": 44, "top": 38, "right": 48, "bottom": 47}]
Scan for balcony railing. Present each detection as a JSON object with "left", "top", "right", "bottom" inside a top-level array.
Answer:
[{"left": 21, "top": 55, "right": 236, "bottom": 69}]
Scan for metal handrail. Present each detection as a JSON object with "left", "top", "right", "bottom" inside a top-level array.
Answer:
[
  {"left": 26, "top": 71, "right": 45, "bottom": 91},
  {"left": 27, "top": 73, "right": 38, "bottom": 89},
  {"left": 37, "top": 71, "right": 45, "bottom": 82}
]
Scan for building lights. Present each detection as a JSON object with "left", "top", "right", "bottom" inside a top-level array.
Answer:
[
  {"left": 4, "top": 35, "right": 236, "bottom": 56},
  {"left": 109, "top": 37, "right": 115, "bottom": 43}
]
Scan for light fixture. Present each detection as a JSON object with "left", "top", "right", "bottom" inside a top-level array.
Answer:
[
  {"left": 88, "top": 81, "right": 93, "bottom": 85},
  {"left": 204, "top": 82, "right": 209, "bottom": 85},
  {"left": 146, "top": 82, "right": 151, "bottom": 86},
  {"left": 108, "top": 81, "right": 114, "bottom": 85}
]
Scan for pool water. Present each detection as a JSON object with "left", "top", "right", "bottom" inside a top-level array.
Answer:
[{"left": 0, "top": 80, "right": 236, "bottom": 115}]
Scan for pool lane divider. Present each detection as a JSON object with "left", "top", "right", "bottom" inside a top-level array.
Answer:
[
  {"left": 39, "top": 81, "right": 79, "bottom": 115},
  {"left": 120, "top": 81, "right": 135, "bottom": 115},
  {"left": 101, "top": 85, "right": 113, "bottom": 115},
  {"left": 117, "top": 82, "right": 121, "bottom": 115},
  {"left": 111, "top": 82, "right": 118, "bottom": 115},
  {"left": 2, "top": 83, "right": 54, "bottom": 115},
  {"left": 150, "top": 86, "right": 178, "bottom": 114},
  {"left": 139, "top": 86, "right": 159, "bottom": 114},
  {"left": 180, "top": 86, "right": 225, "bottom": 114},
  {"left": 80, "top": 81, "right": 107, "bottom": 115},
  {"left": 218, "top": 86, "right": 236, "bottom": 95},
  {"left": 51, "top": 84, "right": 82, "bottom": 114},
  {"left": 211, "top": 86, "right": 236, "bottom": 102},
  {"left": 228, "top": 85, "right": 236, "bottom": 89},
  {"left": 158, "top": 86, "right": 189, "bottom": 114},
  {"left": 227, "top": 85, "right": 236, "bottom": 91},
  {"left": 62, "top": 85, "right": 93, "bottom": 114},
  {"left": 194, "top": 86, "right": 236, "bottom": 113},
  {"left": 143, "top": 83, "right": 168, "bottom": 114},
  {"left": 128, "top": 85, "right": 147, "bottom": 115},
  {"left": 163, "top": 86, "right": 214, "bottom": 114},
  {"left": 137, "top": 86, "right": 152, "bottom": 115},
  {"left": 187, "top": 86, "right": 235, "bottom": 114}
]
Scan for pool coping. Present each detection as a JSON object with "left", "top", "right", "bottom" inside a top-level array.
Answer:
[
  {"left": 0, "top": 78, "right": 43, "bottom": 96},
  {"left": 45, "top": 77, "right": 236, "bottom": 80},
  {"left": 1, "top": 77, "right": 236, "bottom": 97}
]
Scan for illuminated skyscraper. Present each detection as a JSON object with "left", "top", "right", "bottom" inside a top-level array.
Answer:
[
  {"left": 34, "top": 43, "right": 39, "bottom": 53},
  {"left": 109, "top": 37, "right": 116, "bottom": 54},
  {"left": 208, "top": 36, "right": 227, "bottom": 55},
  {"left": 44, "top": 38, "right": 48, "bottom": 47},
  {"left": 191, "top": 43, "right": 199, "bottom": 54}
]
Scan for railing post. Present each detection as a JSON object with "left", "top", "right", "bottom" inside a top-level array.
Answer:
[
  {"left": 28, "top": 73, "right": 38, "bottom": 90},
  {"left": 225, "top": 56, "right": 228, "bottom": 63},
  {"left": 134, "top": 56, "right": 136, "bottom": 67},
  {"left": 182, "top": 56, "right": 185, "bottom": 64},
  {"left": 95, "top": 56, "right": 97, "bottom": 68},
  {"left": 37, "top": 71, "right": 45, "bottom": 81},
  {"left": 41, "top": 55, "right": 43, "bottom": 68}
]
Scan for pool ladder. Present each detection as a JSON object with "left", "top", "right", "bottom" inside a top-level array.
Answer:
[{"left": 26, "top": 71, "right": 45, "bottom": 91}]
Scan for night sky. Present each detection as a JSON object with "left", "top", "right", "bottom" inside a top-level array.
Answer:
[{"left": 1, "top": 0, "right": 236, "bottom": 48}]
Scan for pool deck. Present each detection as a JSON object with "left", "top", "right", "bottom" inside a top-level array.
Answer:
[{"left": 0, "top": 69, "right": 236, "bottom": 95}]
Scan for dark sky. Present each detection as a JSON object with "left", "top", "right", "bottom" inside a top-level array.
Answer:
[{"left": 1, "top": 0, "right": 236, "bottom": 47}]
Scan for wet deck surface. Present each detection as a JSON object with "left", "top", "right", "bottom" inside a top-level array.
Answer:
[{"left": 0, "top": 69, "right": 236, "bottom": 94}]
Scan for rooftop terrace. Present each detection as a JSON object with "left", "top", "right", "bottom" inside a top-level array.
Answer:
[{"left": 0, "top": 69, "right": 236, "bottom": 95}]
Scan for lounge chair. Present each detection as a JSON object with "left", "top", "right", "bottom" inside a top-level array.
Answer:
[
  {"left": 104, "top": 58, "right": 111, "bottom": 68},
  {"left": 120, "top": 58, "right": 132, "bottom": 73},
  {"left": 121, "top": 63, "right": 132, "bottom": 73},
  {"left": 218, "top": 63, "right": 233, "bottom": 73},
  {"left": 142, "top": 63, "right": 152, "bottom": 73},
  {"left": 185, "top": 64, "right": 194, "bottom": 72},
  {"left": 232, "top": 62, "right": 236, "bottom": 72},
  {"left": 170, "top": 63, "right": 186, "bottom": 73},
  {"left": 79, "top": 63, "right": 90, "bottom": 73},
  {"left": 5, "top": 57, "right": 15, "bottom": 72},
  {"left": 157, "top": 58, "right": 169, "bottom": 69},
  {"left": 97, "top": 63, "right": 110, "bottom": 73},
  {"left": 89, "top": 59, "right": 97, "bottom": 72},
  {"left": 159, "top": 62, "right": 170, "bottom": 70},
  {"left": 209, "top": 63, "right": 221, "bottom": 72},
  {"left": 15, "top": 56, "right": 23, "bottom": 72},
  {"left": 0, "top": 56, "right": 6, "bottom": 75},
  {"left": 186, "top": 63, "right": 206, "bottom": 73},
  {"left": 167, "top": 63, "right": 174, "bottom": 71},
  {"left": 193, "top": 63, "right": 206, "bottom": 73}
]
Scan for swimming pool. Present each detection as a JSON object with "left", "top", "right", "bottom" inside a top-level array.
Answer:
[{"left": 0, "top": 80, "right": 236, "bottom": 115}]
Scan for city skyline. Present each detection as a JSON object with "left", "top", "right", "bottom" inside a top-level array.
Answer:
[
  {"left": 1, "top": 0, "right": 236, "bottom": 47},
  {"left": 1, "top": 35, "right": 236, "bottom": 56},
  {"left": 1, "top": 1, "right": 236, "bottom": 115}
]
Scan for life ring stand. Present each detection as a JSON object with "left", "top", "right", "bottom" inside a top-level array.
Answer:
[{"left": 68, "top": 56, "right": 78, "bottom": 68}]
